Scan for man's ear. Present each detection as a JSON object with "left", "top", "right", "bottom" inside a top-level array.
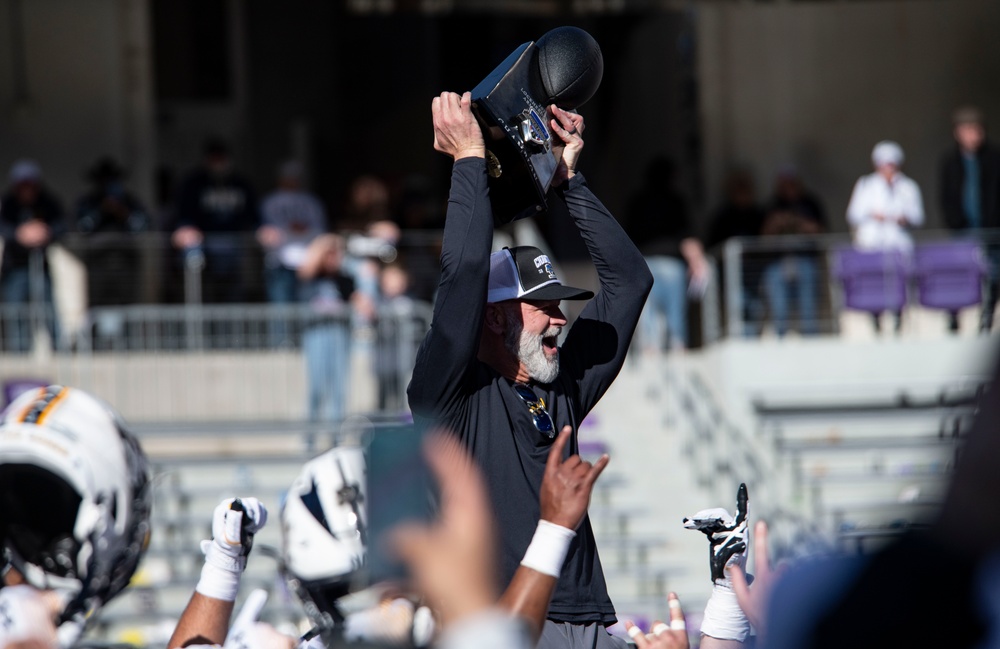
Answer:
[{"left": 484, "top": 303, "right": 507, "bottom": 335}]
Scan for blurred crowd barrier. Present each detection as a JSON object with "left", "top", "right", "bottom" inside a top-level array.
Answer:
[
  {"left": 0, "top": 301, "right": 432, "bottom": 422},
  {"left": 4, "top": 229, "right": 998, "bottom": 351},
  {"left": 0, "top": 229, "right": 436, "bottom": 422},
  {"left": 2, "top": 228, "right": 998, "bottom": 421}
]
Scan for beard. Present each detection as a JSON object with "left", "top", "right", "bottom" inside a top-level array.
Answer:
[{"left": 503, "top": 310, "right": 561, "bottom": 384}]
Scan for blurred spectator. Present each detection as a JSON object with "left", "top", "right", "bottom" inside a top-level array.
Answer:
[
  {"left": 760, "top": 169, "right": 827, "bottom": 336},
  {"left": 342, "top": 174, "right": 391, "bottom": 231},
  {"left": 0, "top": 160, "right": 65, "bottom": 351},
  {"left": 374, "top": 262, "right": 417, "bottom": 411},
  {"left": 346, "top": 219, "right": 401, "bottom": 315},
  {"left": 75, "top": 157, "right": 151, "bottom": 306},
  {"left": 706, "top": 169, "right": 767, "bottom": 336},
  {"left": 626, "top": 157, "right": 708, "bottom": 352},
  {"left": 847, "top": 141, "right": 924, "bottom": 252},
  {"left": 171, "top": 138, "right": 259, "bottom": 303},
  {"left": 847, "top": 141, "right": 924, "bottom": 332},
  {"left": 258, "top": 160, "right": 327, "bottom": 305},
  {"left": 940, "top": 106, "right": 1000, "bottom": 332},
  {"left": 298, "top": 234, "right": 360, "bottom": 423}
]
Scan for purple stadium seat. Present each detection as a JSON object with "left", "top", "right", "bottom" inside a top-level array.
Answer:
[
  {"left": 833, "top": 248, "right": 909, "bottom": 314},
  {"left": 914, "top": 241, "right": 987, "bottom": 311}
]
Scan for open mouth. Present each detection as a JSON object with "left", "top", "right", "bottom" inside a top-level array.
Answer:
[{"left": 542, "top": 335, "right": 559, "bottom": 355}]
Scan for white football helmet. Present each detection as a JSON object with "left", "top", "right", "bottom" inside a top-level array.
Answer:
[
  {"left": 281, "top": 445, "right": 367, "bottom": 630},
  {"left": 0, "top": 385, "right": 151, "bottom": 642}
]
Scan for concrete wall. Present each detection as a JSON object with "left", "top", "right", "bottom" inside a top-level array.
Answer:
[
  {"left": 0, "top": 349, "right": 378, "bottom": 422},
  {"left": 0, "top": 0, "right": 156, "bottom": 215},
  {"left": 697, "top": 0, "right": 1000, "bottom": 232}
]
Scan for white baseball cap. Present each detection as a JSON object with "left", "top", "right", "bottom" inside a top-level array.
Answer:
[{"left": 872, "top": 141, "right": 904, "bottom": 167}]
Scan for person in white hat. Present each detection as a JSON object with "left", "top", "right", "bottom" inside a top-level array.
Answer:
[{"left": 846, "top": 140, "right": 925, "bottom": 253}]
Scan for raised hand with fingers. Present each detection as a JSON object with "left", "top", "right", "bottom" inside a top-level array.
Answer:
[
  {"left": 540, "top": 426, "right": 609, "bottom": 531},
  {"left": 624, "top": 593, "right": 690, "bottom": 649},
  {"left": 683, "top": 483, "right": 749, "bottom": 584},
  {"left": 497, "top": 426, "right": 609, "bottom": 642},
  {"left": 548, "top": 105, "right": 585, "bottom": 186},
  {"left": 431, "top": 91, "right": 485, "bottom": 160},
  {"left": 523, "top": 425, "right": 608, "bottom": 577},
  {"left": 196, "top": 497, "right": 269, "bottom": 602},
  {"left": 683, "top": 484, "right": 752, "bottom": 643}
]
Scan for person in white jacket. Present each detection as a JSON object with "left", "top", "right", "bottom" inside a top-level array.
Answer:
[{"left": 846, "top": 140, "right": 925, "bottom": 253}]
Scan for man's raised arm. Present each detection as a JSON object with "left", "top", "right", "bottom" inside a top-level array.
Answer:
[
  {"left": 549, "top": 105, "right": 653, "bottom": 402},
  {"left": 407, "top": 91, "right": 494, "bottom": 417}
]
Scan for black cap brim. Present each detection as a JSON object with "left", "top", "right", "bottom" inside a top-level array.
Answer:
[{"left": 522, "top": 284, "right": 594, "bottom": 301}]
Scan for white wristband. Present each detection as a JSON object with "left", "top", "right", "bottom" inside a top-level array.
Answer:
[
  {"left": 700, "top": 583, "right": 751, "bottom": 642},
  {"left": 196, "top": 560, "right": 243, "bottom": 602},
  {"left": 520, "top": 520, "right": 576, "bottom": 578}
]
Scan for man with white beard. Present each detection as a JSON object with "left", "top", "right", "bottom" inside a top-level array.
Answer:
[{"left": 408, "top": 91, "right": 652, "bottom": 649}]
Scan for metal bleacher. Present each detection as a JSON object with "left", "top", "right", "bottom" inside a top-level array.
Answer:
[
  {"left": 669, "top": 342, "right": 991, "bottom": 564},
  {"left": 754, "top": 387, "right": 979, "bottom": 551}
]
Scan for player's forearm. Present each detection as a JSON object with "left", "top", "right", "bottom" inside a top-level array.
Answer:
[
  {"left": 497, "top": 567, "right": 558, "bottom": 643},
  {"left": 168, "top": 592, "right": 234, "bottom": 648}
]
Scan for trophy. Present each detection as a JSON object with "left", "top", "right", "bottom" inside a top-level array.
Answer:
[{"left": 471, "top": 26, "right": 603, "bottom": 223}]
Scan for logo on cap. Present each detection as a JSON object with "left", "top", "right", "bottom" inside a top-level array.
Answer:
[{"left": 534, "top": 255, "right": 557, "bottom": 279}]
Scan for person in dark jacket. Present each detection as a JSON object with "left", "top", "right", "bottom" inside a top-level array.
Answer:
[
  {"left": 0, "top": 160, "right": 65, "bottom": 351},
  {"left": 75, "top": 157, "right": 151, "bottom": 306},
  {"left": 407, "top": 92, "right": 652, "bottom": 649},
  {"left": 626, "top": 157, "right": 709, "bottom": 351},
  {"left": 939, "top": 106, "right": 1000, "bottom": 332},
  {"left": 706, "top": 169, "right": 767, "bottom": 337},
  {"left": 171, "top": 138, "right": 259, "bottom": 303},
  {"left": 760, "top": 169, "right": 827, "bottom": 336}
]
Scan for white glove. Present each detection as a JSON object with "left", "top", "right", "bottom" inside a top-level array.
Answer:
[
  {"left": 0, "top": 586, "right": 58, "bottom": 646},
  {"left": 683, "top": 483, "right": 752, "bottom": 642},
  {"left": 196, "top": 497, "right": 268, "bottom": 601},
  {"left": 683, "top": 483, "right": 749, "bottom": 586}
]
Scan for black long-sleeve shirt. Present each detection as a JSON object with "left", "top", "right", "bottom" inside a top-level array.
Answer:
[
  {"left": 407, "top": 158, "right": 652, "bottom": 624},
  {"left": 173, "top": 168, "right": 259, "bottom": 232}
]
